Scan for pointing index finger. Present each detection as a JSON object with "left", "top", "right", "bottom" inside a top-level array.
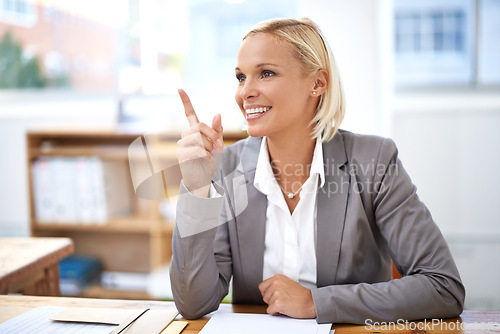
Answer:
[{"left": 178, "top": 88, "right": 199, "bottom": 126}]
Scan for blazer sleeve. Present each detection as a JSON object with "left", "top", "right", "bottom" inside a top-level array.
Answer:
[
  {"left": 311, "top": 138, "right": 465, "bottom": 324},
  {"left": 169, "top": 179, "right": 233, "bottom": 319}
]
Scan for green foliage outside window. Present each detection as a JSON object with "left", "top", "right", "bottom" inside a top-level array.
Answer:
[{"left": 0, "top": 32, "right": 68, "bottom": 89}]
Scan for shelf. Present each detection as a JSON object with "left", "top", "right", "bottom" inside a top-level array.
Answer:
[
  {"left": 27, "top": 130, "right": 246, "bottom": 273},
  {"left": 30, "top": 142, "right": 179, "bottom": 160},
  {"left": 33, "top": 217, "right": 174, "bottom": 234},
  {"left": 78, "top": 284, "right": 159, "bottom": 300},
  {"left": 30, "top": 146, "right": 130, "bottom": 159}
]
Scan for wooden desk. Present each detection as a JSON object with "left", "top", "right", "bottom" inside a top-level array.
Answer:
[
  {"left": 0, "top": 295, "right": 499, "bottom": 333},
  {"left": 0, "top": 237, "right": 74, "bottom": 296}
]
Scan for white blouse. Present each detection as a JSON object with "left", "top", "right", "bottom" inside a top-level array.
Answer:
[{"left": 253, "top": 137, "right": 325, "bottom": 290}]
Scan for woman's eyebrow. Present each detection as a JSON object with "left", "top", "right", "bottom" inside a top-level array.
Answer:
[
  {"left": 235, "top": 63, "right": 280, "bottom": 71},
  {"left": 256, "top": 63, "right": 279, "bottom": 68}
]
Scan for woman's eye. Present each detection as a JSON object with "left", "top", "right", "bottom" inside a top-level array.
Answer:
[
  {"left": 261, "top": 70, "right": 276, "bottom": 78},
  {"left": 236, "top": 73, "right": 246, "bottom": 83}
]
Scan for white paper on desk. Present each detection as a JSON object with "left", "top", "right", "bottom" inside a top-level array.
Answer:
[
  {"left": 0, "top": 306, "right": 117, "bottom": 334},
  {"left": 199, "top": 312, "right": 331, "bottom": 334}
]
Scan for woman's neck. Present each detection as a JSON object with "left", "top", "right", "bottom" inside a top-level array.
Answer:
[{"left": 266, "top": 131, "right": 316, "bottom": 184}]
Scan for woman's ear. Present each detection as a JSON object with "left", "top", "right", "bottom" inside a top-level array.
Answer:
[{"left": 311, "top": 69, "right": 329, "bottom": 96}]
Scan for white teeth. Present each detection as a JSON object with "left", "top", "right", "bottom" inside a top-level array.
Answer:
[{"left": 246, "top": 107, "right": 270, "bottom": 114}]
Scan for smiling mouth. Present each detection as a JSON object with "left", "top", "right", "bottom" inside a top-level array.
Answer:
[{"left": 245, "top": 106, "right": 272, "bottom": 117}]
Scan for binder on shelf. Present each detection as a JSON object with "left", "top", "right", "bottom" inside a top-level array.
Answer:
[
  {"left": 73, "top": 157, "right": 95, "bottom": 224},
  {"left": 32, "top": 157, "right": 132, "bottom": 225},
  {"left": 102, "top": 160, "right": 131, "bottom": 218},
  {"left": 89, "top": 157, "right": 107, "bottom": 224},
  {"left": 59, "top": 254, "right": 102, "bottom": 296},
  {"left": 100, "top": 271, "right": 149, "bottom": 292},
  {"left": 52, "top": 158, "right": 77, "bottom": 223},
  {"left": 32, "top": 158, "right": 55, "bottom": 223}
]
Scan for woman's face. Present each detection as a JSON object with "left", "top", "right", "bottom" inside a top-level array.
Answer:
[{"left": 235, "top": 33, "right": 317, "bottom": 140}]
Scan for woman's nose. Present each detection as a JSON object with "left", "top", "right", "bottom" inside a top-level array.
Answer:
[{"left": 239, "top": 79, "right": 259, "bottom": 100}]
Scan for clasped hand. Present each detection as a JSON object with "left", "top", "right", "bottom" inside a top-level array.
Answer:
[{"left": 259, "top": 274, "right": 317, "bottom": 319}]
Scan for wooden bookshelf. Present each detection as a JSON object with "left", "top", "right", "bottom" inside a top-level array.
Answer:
[{"left": 27, "top": 129, "right": 246, "bottom": 297}]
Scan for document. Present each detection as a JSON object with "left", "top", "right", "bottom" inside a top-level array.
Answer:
[
  {"left": 0, "top": 306, "right": 117, "bottom": 334},
  {"left": 199, "top": 312, "right": 331, "bottom": 334},
  {"left": 0, "top": 306, "right": 179, "bottom": 334},
  {"left": 50, "top": 306, "right": 145, "bottom": 325}
]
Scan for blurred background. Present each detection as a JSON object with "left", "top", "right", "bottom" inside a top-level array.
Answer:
[{"left": 0, "top": 0, "right": 499, "bottom": 309}]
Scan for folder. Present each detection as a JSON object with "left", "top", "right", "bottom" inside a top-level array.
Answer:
[{"left": 51, "top": 306, "right": 179, "bottom": 334}]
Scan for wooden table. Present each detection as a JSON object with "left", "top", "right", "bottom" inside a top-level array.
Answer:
[
  {"left": 0, "top": 295, "right": 499, "bottom": 333},
  {"left": 0, "top": 237, "right": 74, "bottom": 296}
]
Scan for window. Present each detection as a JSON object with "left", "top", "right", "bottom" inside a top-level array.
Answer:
[
  {"left": 0, "top": 0, "right": 36, "bottom": 26},
  {"left": 394, "top": 0, "right": 475, "bottom": 87},
  {"left": 181, "top": 0, "right": 296, "bottom": 89},
  {"left": 394, "top": 0, "right": 500, "bottom": 87},
  {"left": 395, "top": 10, "right": 466, "bottom": 54},
  {"left": 477, "top": 0, "right": 500, "bottom": 84}
]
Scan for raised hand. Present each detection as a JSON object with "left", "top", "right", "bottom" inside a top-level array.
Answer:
[{"left": 176, "top": 89, "right": 223, "bottom": 197}]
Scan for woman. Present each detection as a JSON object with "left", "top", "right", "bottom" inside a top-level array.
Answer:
[{"left": 170, "top": 18, "right": 465, "bottom": 324}]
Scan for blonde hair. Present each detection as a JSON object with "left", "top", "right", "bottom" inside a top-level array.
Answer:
[{"left": 243, "top": 18, "right": 345, "bottom": 142}]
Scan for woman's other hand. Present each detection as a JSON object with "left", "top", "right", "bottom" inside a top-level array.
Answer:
[
  {"left": 259, "top": 274, "right": 317, "bottom": 319},
  {"left": 177, "top": 89, "right": 223, "bottom": 197}
]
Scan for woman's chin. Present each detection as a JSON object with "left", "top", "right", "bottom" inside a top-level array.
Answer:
[{"left": 245, "top": 126, "right": 266, "bottom": 138}]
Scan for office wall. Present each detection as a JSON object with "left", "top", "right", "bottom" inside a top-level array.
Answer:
[
  {"left": 297, "top": 0, "right": 392, "bottom": 136},
  {"left": 393, "top": 91, "right": 500, "bottom": 309}
]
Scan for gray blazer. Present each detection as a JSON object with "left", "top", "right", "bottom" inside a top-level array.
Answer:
[{"left": 170, "top": 130, "right": 465, "bottom": 324}]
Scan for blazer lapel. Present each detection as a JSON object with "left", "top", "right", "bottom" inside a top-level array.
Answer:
[
  {"left": 316, "top": 132, "right": 349, "bottom": 287},
  {"left": 232, "top": 137, "right": 267, "bottom": 294}
]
